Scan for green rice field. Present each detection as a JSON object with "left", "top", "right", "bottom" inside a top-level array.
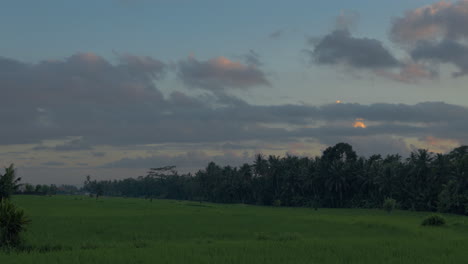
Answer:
[{"left": 1, "top": 195, "right": 468, "bottom": 263}]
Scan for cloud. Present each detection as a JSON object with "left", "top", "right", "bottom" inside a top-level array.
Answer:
[
  {"left": 0, "top": 52, "right": 167, "bottom": 145},
  {"left": 41, "top": 161, "right": 66, "bottom": 167},
  {"left": 421, "top": 136, "right": 459, "bottom": 153},
  {"left": 55, "top": 139, "right": 93, "bottom": 151},
  {"left": 376, "top": 62, "right": 436, "bottom": 83},
  {"left": 33, "top": 138, "right": 93, "bottom": 151},
  {"left": 390, "top": 0, "right": 468, "bottom": 44},
  {"left": 117, "top": 53, "right": 166, "bottom": 80},
  {"left": 388, "top": 1, "right": 468, "bottom": 79},
  {"left": 243, "top": 50, "right": 263, "bottom": 67},
  {"left": 314, "top": 101, "right": 467, "bottom": 123},
  {"left": 177, "top": 56, "right": 270, "bottom": 91},
  {"left": 1, "top": 52, "right": 166, "bottom": 108},
  {"left": 269, "top": 29, "right": 283, "bottom": 39},
  {"left": 307, "top": 6, "right": 468, "bottom": 82},
  {"left": 305, "top": 29, "right": 433, "bottom": 83},
  {"left": 2, "top": 52, "right": 468, "bottom": 158},
  {"left": 411, "top": 40, "right": 468, "bottom": 77},
  {"left": 309, "top": 29, "right": 399, "bottom": 69}
]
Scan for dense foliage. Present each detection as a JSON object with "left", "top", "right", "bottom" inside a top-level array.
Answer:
[
  {"left": 0, "top": 164, "right": 21, "bottom": 202},
  {"left": 0, "top": 200, "right": 30, "bottom": 247},
  {"left": 383, "top": 198, "right": 396, "bottom": 213},
  {"left": 83, "top": 143, "right": 468, "bottom": 215},
  {"left": 17, "top": 184, "right": 80, "bottom": 196},
  {"left": 421, "top": 214, "right": 446, "bottom": 226},
  {"left": 0, "top": 164, "right": 30, "bottom": 248}
]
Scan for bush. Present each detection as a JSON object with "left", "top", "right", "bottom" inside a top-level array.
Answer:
[
  {"left": 383, "top": 198, "right": 396, "bottom": 213},
  {"left": 421, "top": 214, "right": 446, "bottom": 226},
  {"left": 0, "top": 200, "right": 31, "bottom": 248},
  {"left": 273, "top": 199, "right": 282, "bottom": 207}
]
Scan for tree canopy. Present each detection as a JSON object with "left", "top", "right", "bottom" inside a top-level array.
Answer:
[
  {"left": 0, "top": 164, "right": 21, "bottom": 202},
  {"left": 82, "top": 143, "right": 468, "bottom": 215}
]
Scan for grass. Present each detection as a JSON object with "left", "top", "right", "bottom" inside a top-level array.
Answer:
[{"left": 1, "top": 195, "right": 467, "bottom": 263}]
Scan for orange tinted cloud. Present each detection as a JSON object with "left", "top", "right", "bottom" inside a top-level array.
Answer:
[
  {"left": 353, "top": 118, "right": 367, "bottom": 128},
  {"left": 211, "top": 56, "right": 246, "bottom": 70},
  {"left": 391, "top": 0, "right": 468, "bottom": 43},
  {"left": 376, "top": 62, "right": 435, "bottom": 83},
  {"left": 424, "top": 136, "right": 459, "bottom": 153},
  {"left": 178, "top": 56, "right": 270, "bottom": 90},
  {"left": 426, "top": 136, "right": 458, "bottom": 146}
]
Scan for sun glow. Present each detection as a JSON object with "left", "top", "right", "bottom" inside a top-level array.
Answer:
[{"left": 353, "top": 118, "right": 367, "bottom": 128}]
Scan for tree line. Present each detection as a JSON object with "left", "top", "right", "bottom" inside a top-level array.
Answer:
[
  {"left": 16, "top": 184, "right": 79, "bottom": 196},
  {"left": 84, "top": 143, "right": 467, "bottom": 215}
]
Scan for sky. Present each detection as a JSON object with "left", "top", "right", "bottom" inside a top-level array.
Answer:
[{"left": 1, "top": 0, "right": 468, "bottom": 184}]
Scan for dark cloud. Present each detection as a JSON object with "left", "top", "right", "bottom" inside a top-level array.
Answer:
[
  {"left": 177, "top": 56, "right": 270, "bottom": 91},
  {"left": 41, "top": 161, "right": 66, "bottom": 167},
  {"left": 411, "top": 40, "right": 468, "bottom": 77},
  {"left": 306, "top": 32, "right": 431, "bottom": 82},
  {"left": 306, "top": 10, "right": 454, "bottom": 83},
  {"left": 117, "top": 53, "right": 166, "bottom": 80},
  {"left": 2, "top": 52, "right": 468, "bottom": 158},
  {"left": 0, "top": 52, "right": 168, "bottom": 145},
  {"left": 91, "top": 152, "right": 106, "bottom": 157},
  {"left": 1, "top": 52, "right": 166, "bottom": 108},
  {"left": 54, "top": 139, "right": 93, "bottom": 151},
  {"left": 0, "top": 152, "right": 28, "bottom": 156},
  {"left": 310, "top": 30, "right": 399, "bottom": 69},
  {"left": 314, "top": 101, "right": 468, "bottom": 123}
]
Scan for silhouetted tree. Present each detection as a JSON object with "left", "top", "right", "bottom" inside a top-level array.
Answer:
[{"left": 0, "top": 164, "right": 21, "bottom": 202}]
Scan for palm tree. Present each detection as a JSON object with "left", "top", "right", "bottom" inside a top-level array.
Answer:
[
  {"left": 325, "top": 160, "right": 352, "bottom": 207},
  {"left": 406, "top": 149, "right": 434, "bottom": 210}
]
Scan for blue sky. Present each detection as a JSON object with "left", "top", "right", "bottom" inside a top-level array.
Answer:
[
  {"left": 0, "top": 0, "right": 431, "bottom": 61},
  {"left": 1, "top": 0, "right": 468, "bottom": 184}
]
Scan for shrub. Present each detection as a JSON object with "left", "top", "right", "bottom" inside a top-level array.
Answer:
[
  {"left": 421, "top": 214, "right": 446, "bottom": 226},
  {"left": 383, "top": 198, "right": 396, "bottom": 213},
  {"left": 273, "top": 199, "right": 282, "bottom": 207},
  {"left": 0, "top": 199, "right": 31, "bottom": 248}
]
